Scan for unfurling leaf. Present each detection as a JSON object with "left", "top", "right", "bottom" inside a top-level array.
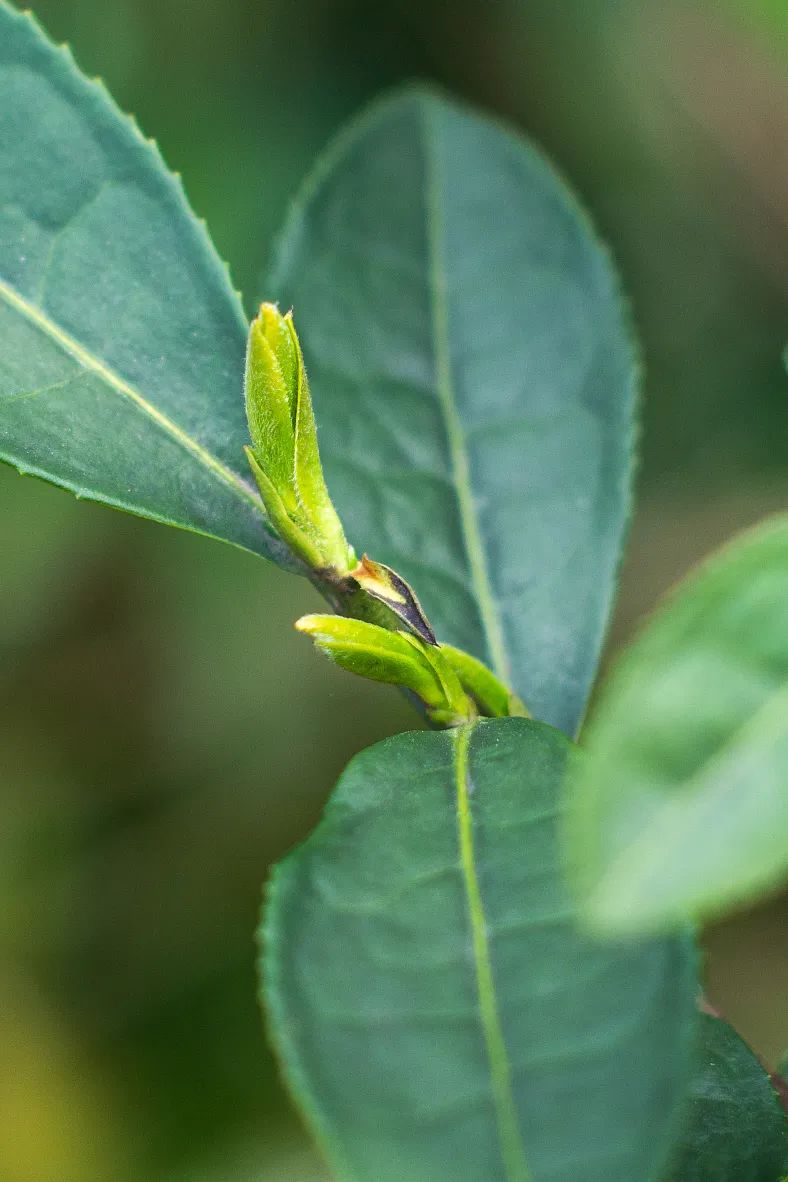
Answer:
[
  {"left": 442, "top": 642, "right": 529, "bottom": 719},
  {"left": 295, "top": 614, "right": 474, "bottom": 726},
  {"left": 245, "top": 303, "right": 354, "bottom": 574}
]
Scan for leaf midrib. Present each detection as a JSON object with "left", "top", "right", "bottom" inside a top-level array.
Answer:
[
  {"left": 422, "top": 102, "right": 512, "bottom": 686},
  {"left": 454, "top": 724, "right": 531, "bottom": 1182},
  {"left": 0, "top": 275, "right": 262, "bottom": 512}
]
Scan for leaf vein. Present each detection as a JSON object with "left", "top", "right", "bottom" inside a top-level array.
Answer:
[
  {"left": 0, "top": 275, "right": 263, "bottom": 513},
  {"left": 1, "top": 371, "right": 83, "bottom": 404},
  {"left": 422, "top": 103, "right": 512, "bottom": 684},
  {"left": 454, "top": 724, "right": 531, "bottom": 1182}
]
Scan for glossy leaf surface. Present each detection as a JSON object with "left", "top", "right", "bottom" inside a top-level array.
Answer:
[
  {"left": 0, "top": 4, "right": 292, "bottom": 566},
  {"left": 665, "top": 1015, "right": 788, "bottom": 1182},
  {"left": 269, "top": 88, "right": 639, "bottom": 735},
  {"left": 566, "top": 514, "right": 788, "bottom": 932},
  {"left": 263, "top": 718, "right": 697, "bottom": 1182}
]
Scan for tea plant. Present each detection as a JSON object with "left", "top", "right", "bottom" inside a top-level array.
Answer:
[{"left": 0, "top": 4, "right": 785, "bottom": 1180}]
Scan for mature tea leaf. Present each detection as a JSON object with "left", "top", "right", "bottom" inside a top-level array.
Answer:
[
  {"left": 263, "top": 718, "right": 697, "bottom": 1182},
  {"left": 566, "top": 514, "right": 788, "bottom": 932},
  {"left": 0, "top": 3, "right": 294, "bottom": 567},
  {"left": 269, "top": 88, "right": 639, "bottom": 735},
  {"left": 665, "top": 1015, "right": 788, "bottom": 1182}
]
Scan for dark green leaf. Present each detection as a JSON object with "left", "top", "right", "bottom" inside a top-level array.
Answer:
[
  {"left": 665, "top": 1015, "right": 788, "bottom": 1182},
  {"left": 263, "top": 717, "right": 697, "bottom": 1182},
  {"left": 269, "top": 88, "right": 639, "bottom": 734},
  {"left": 565, "top": 514, "right": 788, "bottom": 933},
  {"left": 0, "top": 3, "right": 293, "bottom": 567}
]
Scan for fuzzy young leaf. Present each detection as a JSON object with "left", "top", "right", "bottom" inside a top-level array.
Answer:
[
  {"left": 269, "top": 87, "right": 639, "bottom": 735},
  {"left": 263, "top": 718, "right": 698, "bottom": 1182},
  {"left": 245, "top": 304, "right": 353, "bottom": 571},
  {"left": 442, "top": 642, "right": 529, "bottom": 719},
  {"left": 565, "top": 514, "right": 788, "bottom": 933},
  {"left": 0, "top": 4, "right": 293, "bottom": 566},
  {"left": 295, "top": 614, "right": 473, "bottom": 725},
  {"left": 245, "top": 305, "right": 300, "bottom": 496},
  {"left": 664, "top": 1015, "right": 788, "bottom": 1182}
]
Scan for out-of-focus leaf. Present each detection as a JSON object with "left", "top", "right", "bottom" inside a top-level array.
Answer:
[
  {"left": 665, "top": 1015, "right": 788, "bottom": 1182},
  {"left": 263, "top": 717, "right": 697, "bottom": 1182},
  {"left": 269, "top": 87, "right": 639, "bottom": 736},
  {"left": 565, "top": 514, "right": 788, "bottom": 932},
  {"left": 0, "top": 3, "right": 293, "bottom": 567}
]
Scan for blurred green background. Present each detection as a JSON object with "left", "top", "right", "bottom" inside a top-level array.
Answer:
[{"left": 2, "top": 0, "right": 788, "bottom": 1178}]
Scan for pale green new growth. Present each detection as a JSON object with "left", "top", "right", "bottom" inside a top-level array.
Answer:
[
  {"left": 295, "top": 613, "right": 531, "bottom": 725},
  {"left": 245, "top": 304, "right": 354, "bottom": 574},
  {"left": 442, "top": 643, "right": 530, "bottom": 719},
  {"left": 296, "top": 614, "right": 475, "bottom": 726}
]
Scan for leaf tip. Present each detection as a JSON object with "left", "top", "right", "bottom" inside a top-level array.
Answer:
[{"left": 294, "top": 613, "right": 323, "bottom": 635}]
